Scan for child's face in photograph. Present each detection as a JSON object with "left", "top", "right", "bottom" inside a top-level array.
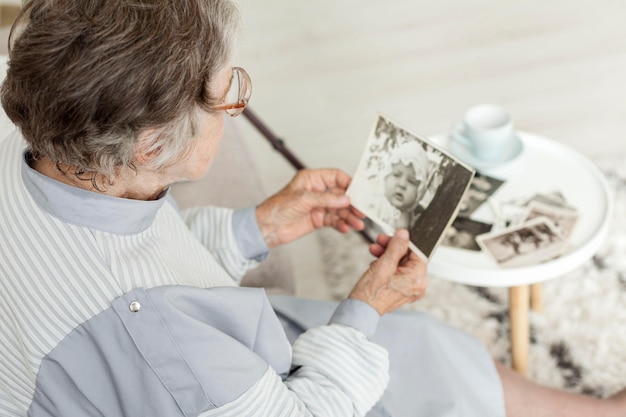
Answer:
[{"left": 384, "top": 162, "right": 421, "bottom": 212}]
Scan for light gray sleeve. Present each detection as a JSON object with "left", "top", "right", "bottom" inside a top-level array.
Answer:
[
  {"left": 329, "top": 298, "right": 381, "bottom": 339},
  {"left": 231, "top": 206, "right": 270, "bottom": 261},
  {"left": 269, "top": 295, "right": 381, "bottom": 340}
]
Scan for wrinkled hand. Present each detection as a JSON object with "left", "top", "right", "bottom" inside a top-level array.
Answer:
[
  {"left": 349, "top": 229, "right": 428, "bottom": 315},
  {"left": 256, "top": 169, "right": 365, "bottom": 248}
]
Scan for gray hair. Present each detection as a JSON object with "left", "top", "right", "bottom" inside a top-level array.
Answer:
[{"left": 2, "top": 0, "right": 240, "bottom": 179}]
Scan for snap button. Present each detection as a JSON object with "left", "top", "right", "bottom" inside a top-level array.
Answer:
[{"left": 129, "top": 301, "right": 141, "bottom": 312}]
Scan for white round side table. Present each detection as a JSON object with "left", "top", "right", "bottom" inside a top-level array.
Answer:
[{"left": 427, "top": 131, "right": 613, "bottom": 375}]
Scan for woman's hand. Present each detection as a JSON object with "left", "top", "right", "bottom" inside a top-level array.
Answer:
[
  {"left": 349, "top": 229, "right": 428, "bottom": 315},
  {"left": 256, "top": 169, "right": 365, "bottom": 248}
]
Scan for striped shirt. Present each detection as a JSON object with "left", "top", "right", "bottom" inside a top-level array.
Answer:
[{"left": 0, "top": 131, "right": 389, "bottom": 417}]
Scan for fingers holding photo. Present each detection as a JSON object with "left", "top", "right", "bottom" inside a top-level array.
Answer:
[
  {"left": 365, "top": 229, "right": 408, "bottom": 259},
  {"left": 351, "top": 228, "right": 428, "bottom": 315}
]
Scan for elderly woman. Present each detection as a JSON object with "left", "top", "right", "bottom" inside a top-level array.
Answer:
[{"left": 0, "top": 1, "right": 625, "bottom": 417}]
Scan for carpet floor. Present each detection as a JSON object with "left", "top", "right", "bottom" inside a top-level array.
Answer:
[{"left": 317, "top": 155, "right": 626, "bottom": 397}]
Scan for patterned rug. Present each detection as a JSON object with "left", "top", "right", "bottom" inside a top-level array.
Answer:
[{"left": 317, "top": 155, "right": 626, "bottom": 397}]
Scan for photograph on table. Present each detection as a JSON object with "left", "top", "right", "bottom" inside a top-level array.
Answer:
[
  {"left": 524, "top": 191, "right": 575, "bottom": 210},
  {"left": 347, "top": 113, "right": 475, "bottom": 261},
  {"left": 522, "top": 201, "right": 579, "bottom": 240},
  {"left": 442, "top": 217, "right": 493, "bottom": 251},
  {"left": 476, "top": 216, "right": 568, "bottom": 267},
  {"left": 495, "top": 190, "right": 577, "bottom": 230},
  {"left": 457, "top": 171, "right": 505, "bottom": 217}
]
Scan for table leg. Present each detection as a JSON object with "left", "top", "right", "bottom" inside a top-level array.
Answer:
[
  {"left": 509, "top": 285, "right": 529, "bottom": 375},
  {"left": 530, "top": 283, "right": 542, "bottom": 312}
]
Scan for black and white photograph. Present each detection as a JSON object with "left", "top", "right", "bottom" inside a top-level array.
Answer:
[
  {"left": 476, "top": 216, "right": 568, "bottom": 267},
  {"left": 522, "top": 201, "right": 579, "bottom": 240},
  {"left": 457, "top": 172, "right": 505, "bottom": 217},
  {"left": 524, "top": 191, "right": 576, "bottom": 211},
  {"left": 496, "top": 191, "right": 577, "bottom": 229},
  {"left": 442, "top": 217, "right": 493, "bottom": 251},
  {"left": 347, "top": 113, "right": 475, "bottom": 260},
  {"left": 441, "top": 216, "right": 492, "bottom": 252}
]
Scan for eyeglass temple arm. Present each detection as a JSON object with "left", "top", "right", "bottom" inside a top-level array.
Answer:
[{"left": 242, "top": 107, "right": 374, "bottom": 244}]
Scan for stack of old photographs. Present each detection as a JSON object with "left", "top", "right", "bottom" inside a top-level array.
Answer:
[
  {"left": 442, "top": 171, "right": 580, "bottom": 267},
  {"left": 476, "top": 192, "right": 579, "bottom": 267},
  {"left": 346, "top": 113, "right": 579, "bottom": 268}
]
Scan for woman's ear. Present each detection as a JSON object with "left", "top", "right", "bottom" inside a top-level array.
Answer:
[{"left": 133, "top": 129, "right": 163, "bottom": 167}]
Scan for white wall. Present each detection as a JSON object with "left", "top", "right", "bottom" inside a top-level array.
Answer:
[{"left": 234, "top": 0, "right": 626, "bottom": 193}]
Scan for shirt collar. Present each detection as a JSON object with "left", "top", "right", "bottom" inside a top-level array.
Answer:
[{"left": 21, "top": 152, "right": 167, "bottom": 234}]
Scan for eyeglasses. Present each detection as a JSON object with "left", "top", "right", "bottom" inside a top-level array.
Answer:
[{"left": 210, "top": 66, "right": 252, "bottom": 117}]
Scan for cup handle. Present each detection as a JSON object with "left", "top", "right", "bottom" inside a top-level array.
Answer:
[{"left": 450, "top": 122, "right": 471, "bottom": 148}]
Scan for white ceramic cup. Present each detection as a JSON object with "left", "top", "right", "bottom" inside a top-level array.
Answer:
[{"left": 452, "top": 104, "right": 515, "bottom": 162}]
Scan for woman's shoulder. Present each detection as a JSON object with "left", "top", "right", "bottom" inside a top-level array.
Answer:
[{"left": 0, "top": 130, "right": 29, "bottom": 196}]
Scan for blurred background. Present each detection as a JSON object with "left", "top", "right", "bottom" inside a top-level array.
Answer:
[{"left": 232, "top": 0, "right": 626, "bottom": 294}]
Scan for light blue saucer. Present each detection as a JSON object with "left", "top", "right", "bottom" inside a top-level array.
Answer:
[{"left": 449, "top": 123, "right": 524, "bottom": 170}]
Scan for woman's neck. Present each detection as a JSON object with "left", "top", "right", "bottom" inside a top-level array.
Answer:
[{"left": 31, "top": 157, "right": 169, "bottom": 201}]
